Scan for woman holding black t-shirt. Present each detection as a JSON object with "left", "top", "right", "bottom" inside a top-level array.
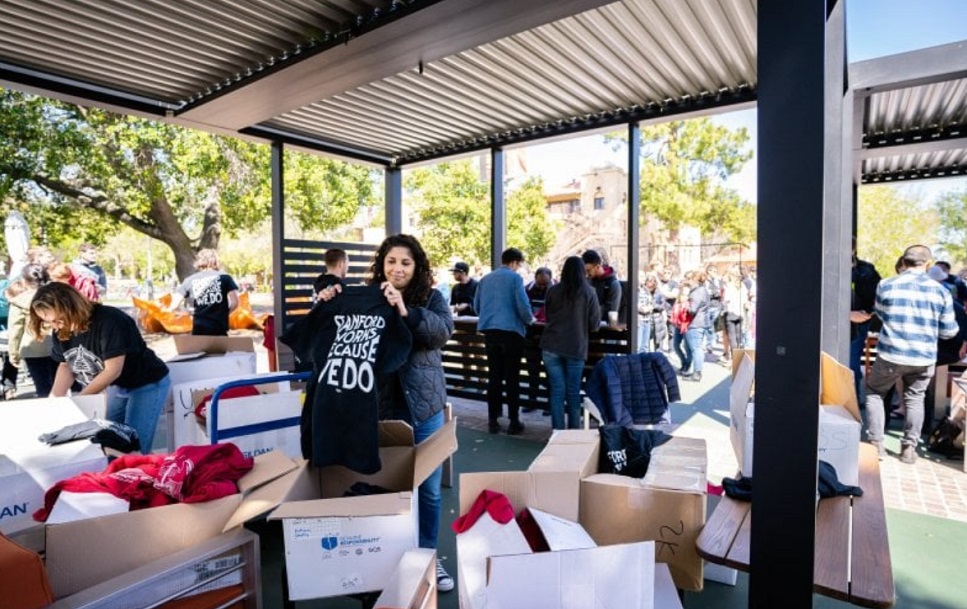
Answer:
[
  {"left": 29, "top": 282, "right": 171, "bottom": 454},
  {"left": 318, "top": 233, "right": 456, "bottom": 593}
]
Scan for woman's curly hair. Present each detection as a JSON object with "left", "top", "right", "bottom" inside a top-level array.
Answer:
[{"left": 369, "top": 234, "right": 434, "bottom": 307}]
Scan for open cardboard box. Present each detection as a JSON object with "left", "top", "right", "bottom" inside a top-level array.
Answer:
[
  {"left": 170, "top": 373, "right": 302, "bottom": 459},
  {"left": 525, "top": 429, "right": 601, "bottom": 521},
  {"left": 730, "top": 352, "right": 862, "bottom": 485},
  {"left": 1, "top": 397, "right": 110, "bottom": 538},
  {"left": 373, "top": 548, "right": 438, "bottom": 609},
  {"left": 457, "top": 470, "right": 657, "bottom": 609},
  {"left": 521, "top": 429, "right": 707, "bottom": 591},
  {"left": 43, "top": 449, "right": 299, "bottom": 598},
  {"left": 580, "top": 436, "right": 708, "bottom": 591},
  {"left": 268, "top": 419, "right": 458, "bottom": 601}
]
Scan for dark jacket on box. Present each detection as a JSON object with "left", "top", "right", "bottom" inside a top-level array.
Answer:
[{"left": 586, "top": 351, "right": 680, "bottom": 426}]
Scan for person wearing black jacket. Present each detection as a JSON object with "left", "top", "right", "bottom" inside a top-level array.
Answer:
[
  {"left": 541, "top": 257, "right": 601, "bottom": 429},
  {"left": 850, "top": 239, "right": 881, "bottom": 402},
  {"left": 582, "top": 249, "right": 622, "bottom": 326}
]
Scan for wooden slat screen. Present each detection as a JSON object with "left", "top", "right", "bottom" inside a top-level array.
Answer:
[{"left": 277, "top": 239, "right": 378, "bottom": 371}]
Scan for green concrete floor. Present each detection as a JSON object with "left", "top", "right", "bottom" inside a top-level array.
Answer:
[{"left": 251, "top": 424, "right": 967, "bottom": 608}]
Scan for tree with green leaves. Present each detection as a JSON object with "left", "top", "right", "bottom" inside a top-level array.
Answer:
[
  {"left": 405, "top": 159, "right": 555, "bottom": 267},
  {"left": 857, "top": 184, "right": 939, "bottom": 276},
  {"left": 606, "top": 118, "right": 755, "bottom": 246},
  {"left": 935, "top": 189, "right": 967, "bottom": 266},
  {"left": 0, "top": 88, "right": 374, "bottom": 280}
]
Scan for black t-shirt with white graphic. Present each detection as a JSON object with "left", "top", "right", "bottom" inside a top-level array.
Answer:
[
  {"left": 50, "top": 305, "right": 169, "bottom": 390},
  {"left": 177, "top": 269, "right": 239, "bottom": 336},
  {"left": 281, "top": 285, "right": 412, "bottom": 474}
]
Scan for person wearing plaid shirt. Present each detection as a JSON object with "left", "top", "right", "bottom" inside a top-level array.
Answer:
[{"left": 866, "top": 245, "right": 958, "bottom": 464}]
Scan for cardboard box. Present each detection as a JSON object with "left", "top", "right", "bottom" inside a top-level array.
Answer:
[
  {"left": 268, "top": 419, "right": 458, "bottom": 601},
  {"left": 525, "top": 429, "right": 600, "bottom": 521},
  {"left": 818, "top": 404, "right": 861, "bottom": 486},
  {"left": 165, "top": 335, "right": 256, "bottom": 388},
  {"left": 731, "top": 353, "right": 862, "bottom": 484},
  {"left": 0, "top": 397, "right": 109, "bottom": 536},
  {"left": 458, "top": 471, "right": 658, "bottom": 609},
  {"left": 170, "top": 373, "right": 301, "bottom": 459},
  {"left": 579, "top": 437, "right": 708, "bottom": 591},
  {"left": 374, "top": 548, "right": 438, "bottom": 609},
  {"left": 44, "top": 449, "right": 298, "bottom": 598},
  {"left": 729, "top": 354, "right": 756, "bottom": 477}
]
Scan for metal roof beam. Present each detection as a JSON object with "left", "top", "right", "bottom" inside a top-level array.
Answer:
[
  {"left": 859, "top": 128, "right": 967, "bottom": 160},
  {"left": 862, "top": 163, "right": 967, "bottom": 183},
  {"left": 179, "top": 0, "right": 615, "bottom": 132},
  {"left": 850, "top": 40, "right": 967, "bottom": 97},
  {"left": 240, "top": 125, "right": 393, "bottom": 167}
]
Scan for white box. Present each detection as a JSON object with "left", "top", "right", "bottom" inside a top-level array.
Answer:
[
  {"left": 268, "top": 419, "right": 458, "bottom": 601},
  {"left": 170, "top": 374, "right": 301, "bottom": 459},
  {"left": 166, "top": 352, "right": 257, "bottom": 389},
  {"left": 730, "top": 355, "right": 862, "bottom": 486},
  {"left": 279, "top": 494, "right": 419, "bottom": 599},
  {"left": 0, "top": 397, "right": 109, "bottom": 535},
  {"left": 818, "top": 404, "right": 861, "bottom": 486}
]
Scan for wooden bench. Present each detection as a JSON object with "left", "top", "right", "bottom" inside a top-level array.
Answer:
[{"left": 696, "top": 444, "right": 895, "bottom": 608}]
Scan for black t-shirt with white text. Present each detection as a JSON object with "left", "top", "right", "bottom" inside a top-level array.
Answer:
[
  {"left": 51, "top": 305, "right": 169, "bottom": 390},
  {"left": 177, "top": 269, "right": 239, "bottom": 336},
  {"left": 281, "top": 285, "right": 412, "bottom": 474}
]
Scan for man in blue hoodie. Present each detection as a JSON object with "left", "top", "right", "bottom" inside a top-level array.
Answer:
[{"left": 474, "top": 248, "right": 535, "bottom": 435}]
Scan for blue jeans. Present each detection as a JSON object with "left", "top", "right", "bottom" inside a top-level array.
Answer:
[
  {"left": 849, "top": 321, "right": 870, "bottom": 406},
  {"left": 106, "top": 374, "right": 171, "bottom": 454},
  {"left": 637, "top": 322, "right": 652, "bottom": 353},
  {"left": 542, "top": 350, "right": 584, "bottom": 430},
  {"left": 685, "top": 327, "right": 705, "bottom": 375},
  {"left": 673, "top": 327, "right": 688, "bottom": 371},
  {"left": 394, "top": 407, "right": 444, "bottom": 550}
]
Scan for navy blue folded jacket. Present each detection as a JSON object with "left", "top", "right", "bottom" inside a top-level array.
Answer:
[{"left": 586, "top": 352, "right": 680, "bottom": 425}]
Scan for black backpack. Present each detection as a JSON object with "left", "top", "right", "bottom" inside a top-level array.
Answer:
[{"left": 926, "top": 416, "right": 964, "bottom": 459}]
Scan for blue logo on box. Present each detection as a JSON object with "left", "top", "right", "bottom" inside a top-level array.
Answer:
[{"left": 321, "top": 536, "right": 338, "bottom": 551}]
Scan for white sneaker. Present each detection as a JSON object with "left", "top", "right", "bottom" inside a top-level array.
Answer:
[{"left": 436, "top": 559, "right": 454, "bottom": 593}]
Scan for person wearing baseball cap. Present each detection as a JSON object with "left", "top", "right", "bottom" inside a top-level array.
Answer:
[
  {"left": 866, "top": 244, "right": 958, "bottom": 464},
  {"left": 449, "top": 261, "right": 477, "bottom": 316}
]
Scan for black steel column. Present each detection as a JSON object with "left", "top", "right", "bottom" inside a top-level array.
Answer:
[
  {"left": 385, "top": 166, "right": 403, "bottom": 235},
  {"left": 270, "top": 140, "right": 285, "bottom": 339},
  {"left": 752, "top": 0, "right": 838, "bottom": 606},
  {"left": 821, "top": 0, "right": 852, "bottom": 362},
  {"left": 491, "top": 148, "right": 506, "bottom": 268},
  {"left": 627, "top": 122, "right": 641, "bottom": 352}
]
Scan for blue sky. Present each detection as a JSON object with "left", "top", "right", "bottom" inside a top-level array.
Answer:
[{"left": 525, "top": 0, "right": 967, "bottom": 203}]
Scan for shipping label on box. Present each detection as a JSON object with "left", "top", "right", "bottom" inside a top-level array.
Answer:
[
  {"left": 818, "top": 404, "right": 861, "bottom": 486},
  {"left": 281, "top": 496, "right": 418, "bottom": 600}
]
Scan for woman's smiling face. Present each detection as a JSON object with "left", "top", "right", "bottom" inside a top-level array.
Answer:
[{"left": 384, "top": 246, "right": 415, "bottom": 290}]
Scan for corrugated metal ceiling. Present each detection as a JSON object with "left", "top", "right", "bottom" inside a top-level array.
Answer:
[
  {"left": 0, "top": 0, "right": 400, "bottom": 106},
  {"left": 1, "top": 0, "right": 964, "bottom": 179},
  {"left": 861, "top": 77, "right": 967, "bottom": 182},
  {"left": 267, "top": 0, "right": 758, "bottom": 161}
]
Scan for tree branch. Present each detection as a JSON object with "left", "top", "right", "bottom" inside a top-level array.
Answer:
[{"left": 31, "top": 174, "right": 165, "bottom": 239}]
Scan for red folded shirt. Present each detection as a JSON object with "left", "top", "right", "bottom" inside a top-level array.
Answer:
[{"left": 34, "top": 443, "right": 254, "bottom": 522}]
